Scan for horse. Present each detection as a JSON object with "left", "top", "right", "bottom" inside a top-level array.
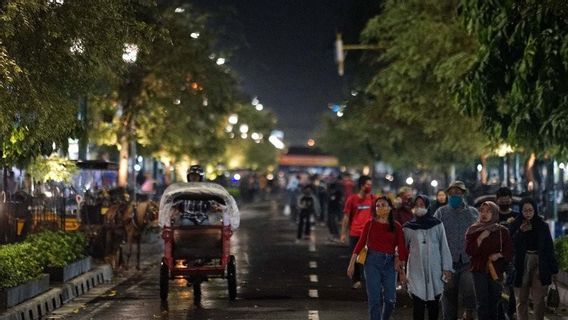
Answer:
[
  {"left": 120, "top": 199, "right": 159, "bottom": 270},
  {"left": 97, "top": 201, "right": 129, "bottom": 269}
]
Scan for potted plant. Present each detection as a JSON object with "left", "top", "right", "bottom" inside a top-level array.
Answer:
[
  {"left": 0, "top": 242, "right": 48, "bottom": 310},
  {"left": 27, "top": 231, "right": 90, "bottom": 283}
]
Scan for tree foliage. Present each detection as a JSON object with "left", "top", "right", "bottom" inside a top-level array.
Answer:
[
  {"left": 83, "top": 3, "right": 240, "bottom": 185},
  {"left": 0, "top": 0, "right": 155, "bottom": 166},
  {"left": 458, "top": 0, "right": 568, "bottom": 156},
  {"left": 321, "top": 0, "right": 488, "bottom": 170}
]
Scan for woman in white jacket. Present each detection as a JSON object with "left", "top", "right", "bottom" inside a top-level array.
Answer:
[{"left": 403, "top": 195, "right": 453, "bottom": 320}]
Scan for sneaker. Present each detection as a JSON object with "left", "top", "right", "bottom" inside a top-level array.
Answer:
[{"left": 351, "top": 281, "right": 362, "bottom": 289}]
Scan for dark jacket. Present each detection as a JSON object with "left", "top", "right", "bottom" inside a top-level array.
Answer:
[{"left": 509, "top": 215, "right": 559, "bottom": 287}]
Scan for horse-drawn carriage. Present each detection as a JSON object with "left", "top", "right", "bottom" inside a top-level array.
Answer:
[{"left": 158, "top": 182, "right": 240, "bottom": 303}]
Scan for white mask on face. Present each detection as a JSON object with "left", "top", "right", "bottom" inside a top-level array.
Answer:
[{"left": 414, "top": 208, "right": 428, "bottom": 217}]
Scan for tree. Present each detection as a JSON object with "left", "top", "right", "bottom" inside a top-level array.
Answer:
[
  {"left": 321, "top": 0, "right": 488, "bottom": 173},
  {"left": 0, "top": 0, "right": 154, "bottom": 167},
  {"left": 87, "top": 3, "right": 239, "bottom": 185},
  {"left": 221, "top": 103, "right": 278, "bottom": 171},
  {"left": 458, "top": 0, "right": 568, "bottom": 156}
]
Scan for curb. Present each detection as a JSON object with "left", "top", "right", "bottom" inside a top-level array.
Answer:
[{"left": 0, "top": 265, "right": 112, "bottom": 320}]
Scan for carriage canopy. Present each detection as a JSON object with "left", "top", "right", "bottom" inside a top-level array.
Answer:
[{"left": 159, "top": 182, "right": 240, "bottom": 229}]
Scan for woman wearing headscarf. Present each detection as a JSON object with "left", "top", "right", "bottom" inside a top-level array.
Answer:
[
  {"left": 465, "top": 201, "right": 513, "bottom": 320},
  {"left": 509, "top": 198, "right": 558, "bottom": 320},
  {"left": 403, "top": 195, "right": 453, "bottom": 320}
]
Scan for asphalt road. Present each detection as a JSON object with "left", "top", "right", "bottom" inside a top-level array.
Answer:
[{"left": 47, "top": 200, "right": 414, "bottom": 320}]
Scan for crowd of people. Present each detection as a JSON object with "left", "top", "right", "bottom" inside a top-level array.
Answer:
[{"left": 283, "top": 173, "right": 559, "bottom": 320}]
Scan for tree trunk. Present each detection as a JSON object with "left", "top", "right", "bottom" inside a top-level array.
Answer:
[
  {"left": 118, "top": 133, "right": 129, "bottom": 187},
  {"left": 480, "top": 154, "right": 488, "bottom": 184},
  {"left": 525, "top": 153, "right": 537, "bottom": 192}
]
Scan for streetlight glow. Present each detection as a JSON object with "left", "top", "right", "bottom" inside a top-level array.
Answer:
[
  {"left": 190, "top": 32, "right": 200, "bottom": 39},
  {"left": 252, "top": 97, "right": 259, "bottom": 106},
  {"left": 175, "top": 7, "right": 185, "bottom": 13},
  {"left": 122, "top": 43, "right": 139, "bottom": 63},
  {"left": 70, "top": 39, "right": 84, "bottom": 54},
  {"left": 431, "top": 180, "right": 438, "bottom": 187},
  {"left": 216, "top": 57, "right": 226, "bottom": 65},
  {"left": 406, "top": 177, "right": 414, "bottom": 185},
  {"left": 269, "top": 135, "right": 285, "bottom": 149},
  {"left": 239, "top": 124, "right": 249, "bottom": 133},
  {"left": 228, "top": 114, "right": 238, "bottom": 124},
  {"left": 255, "top": 103, "right": 264, "bottom": 111}
]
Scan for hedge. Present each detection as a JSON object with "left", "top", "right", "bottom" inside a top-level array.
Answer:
[
  {"left": 0, "top": 242, "right": 43, "bottom": 288},
  {"left": 25, "top": 231, "right": 87, "bottom": 268},
  {"left": 555, "top": 236, "right": 568, "bottom": 272},
  {"left": 0, "top": 231, "right": 87, "bottom": 289}
]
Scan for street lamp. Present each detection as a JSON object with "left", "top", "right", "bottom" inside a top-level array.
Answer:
[{"left": 122, "top": 44, "right": 139, "bottom": 64}]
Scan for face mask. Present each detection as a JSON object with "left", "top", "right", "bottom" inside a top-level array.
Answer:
[
  {"left": 498, "top": 204, "right": 511, "bottom": 212},
  {"left": 414, "top": 208, "right": 428, "bottom": 217},
  {"left": 448, "top": 195, "right": 462, "bottom": 208},
  {"left": 377, "top": 207, "right": 390, "bottom": 218}
]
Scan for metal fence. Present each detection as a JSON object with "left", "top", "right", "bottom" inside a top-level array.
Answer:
[{"left": 0, "top": 194, "right": 67, "bottom": 245}]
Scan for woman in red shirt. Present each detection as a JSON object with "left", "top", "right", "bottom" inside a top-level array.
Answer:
[
  {"left": 347, "top": 196, "right": 408, "bottom": 320},
  {"left": 465, "top": 201, "right": 513, "bottom": 320}
]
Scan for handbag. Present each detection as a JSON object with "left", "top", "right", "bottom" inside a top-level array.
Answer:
[
  {"left": 547, "top": 281, "right": 560, "bottom": 308},
  {"left": 356, "top": 222, "right": 372, "bottom": 265},
  {"left": 487, "top": 229, "right": 504, "bottom": 281}
]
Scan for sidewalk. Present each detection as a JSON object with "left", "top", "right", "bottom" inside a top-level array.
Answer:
[{"left": 0, "top": 231, "right": 163, "bottom": 320}]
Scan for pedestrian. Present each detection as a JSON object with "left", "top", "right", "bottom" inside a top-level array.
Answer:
[
  {"left": 403, "top": 194, "right": 453, "bottom": 320},
  {"left": 430, "top": 190, "right": 447, "bottom": 213},
  {"left": 296, "top": 185, "right": 319, "bottom": 241},
  {"left": 392, "top": 187, "right": 413, "bottom": 225},
  {"left": 347, "top": 196, "right": 408, "bottom": 320},
  {"left": 285, "top": 174, "right": 300, "bottom": 217},
  {"left": 509, "top": 197, "right": 558, "bottom": 320},
  {"left": 465, "top": 201, "right": 513, "bottom": 320},
  {"left": 341, "top": 175, "right": 374, "bottom": 289},
  {"left": 495, "top": 187, "right": 519, "bottom": 319},
  {"left": 326, "top": 180, "right": 343, "bottom": 241},
  {"left": 434, "top": 180, "right": 478, "bottom": 320}
]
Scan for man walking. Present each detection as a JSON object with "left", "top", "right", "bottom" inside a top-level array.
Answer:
[
  {"left": 434, "top": 181, "right": 478, "bottom": 320},
  {"left": 341, "top": 175, "right": 374, "bottom": 289}
]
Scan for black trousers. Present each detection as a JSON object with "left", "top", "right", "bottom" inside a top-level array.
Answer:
[
  {"left": 297, "top": 210, "right": 311, "bottom": 239},
  {"left": 412, "top": 294, "right": 441, "bottom": 320}
]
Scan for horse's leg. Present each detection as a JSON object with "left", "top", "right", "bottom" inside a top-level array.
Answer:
[
  {"left": 125, "top": 228, "right": 133, "bottom": 270},
  {"left": 136, "top": 233, "right": 141, "bottom": 270}
]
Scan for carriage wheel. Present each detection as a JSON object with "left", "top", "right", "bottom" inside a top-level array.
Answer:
[
  {"left": 227, "top": 255, "right": 237, "bottom": 301},
  {"left": 193, "top": 281, "right": 202, "bottom": 304},
  {"left": 160, "top": 259, "right": 169, "bottom": 301}
]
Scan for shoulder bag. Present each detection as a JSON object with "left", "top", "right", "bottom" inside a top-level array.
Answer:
[{"left": 356, "top": 221, "right": 372, "bottom": 265}]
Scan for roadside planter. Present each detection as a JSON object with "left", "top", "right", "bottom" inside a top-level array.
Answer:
[
  {"left": 0, "top": 243, "right": 46, "bottom": 311},
  {"left": 0, "top": 274, "right": 50, "bottom": 310},
  {"left": 46, "top": 256, "right": 92, "bottom": 283},
  {"left": 25, "top": 230, "right": 89, "bottom": 282}
]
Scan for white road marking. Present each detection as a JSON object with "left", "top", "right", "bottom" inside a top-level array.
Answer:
[
  {"left": 309, "top": 243, "right": 316, "bottom": 252},
  {"left": 309, "top": 274, "right": 318, "bottom": 283},
  {"left": 309, "top": 289, "right": 319, "bottom": 298},
  {"left": 308, "top": 310, "right": 320, "bottom": 320},
  {"left": 309, "top": 261, "right": 317, "bottom": 268}
]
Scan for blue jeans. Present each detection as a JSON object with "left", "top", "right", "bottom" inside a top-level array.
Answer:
[{"left": 364, "top": 250, "right": 397, "bottom": 320}]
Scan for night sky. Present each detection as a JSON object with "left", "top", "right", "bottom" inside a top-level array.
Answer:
[{"left": 191, "top": 0, "right": 381, "bottom": 145}]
